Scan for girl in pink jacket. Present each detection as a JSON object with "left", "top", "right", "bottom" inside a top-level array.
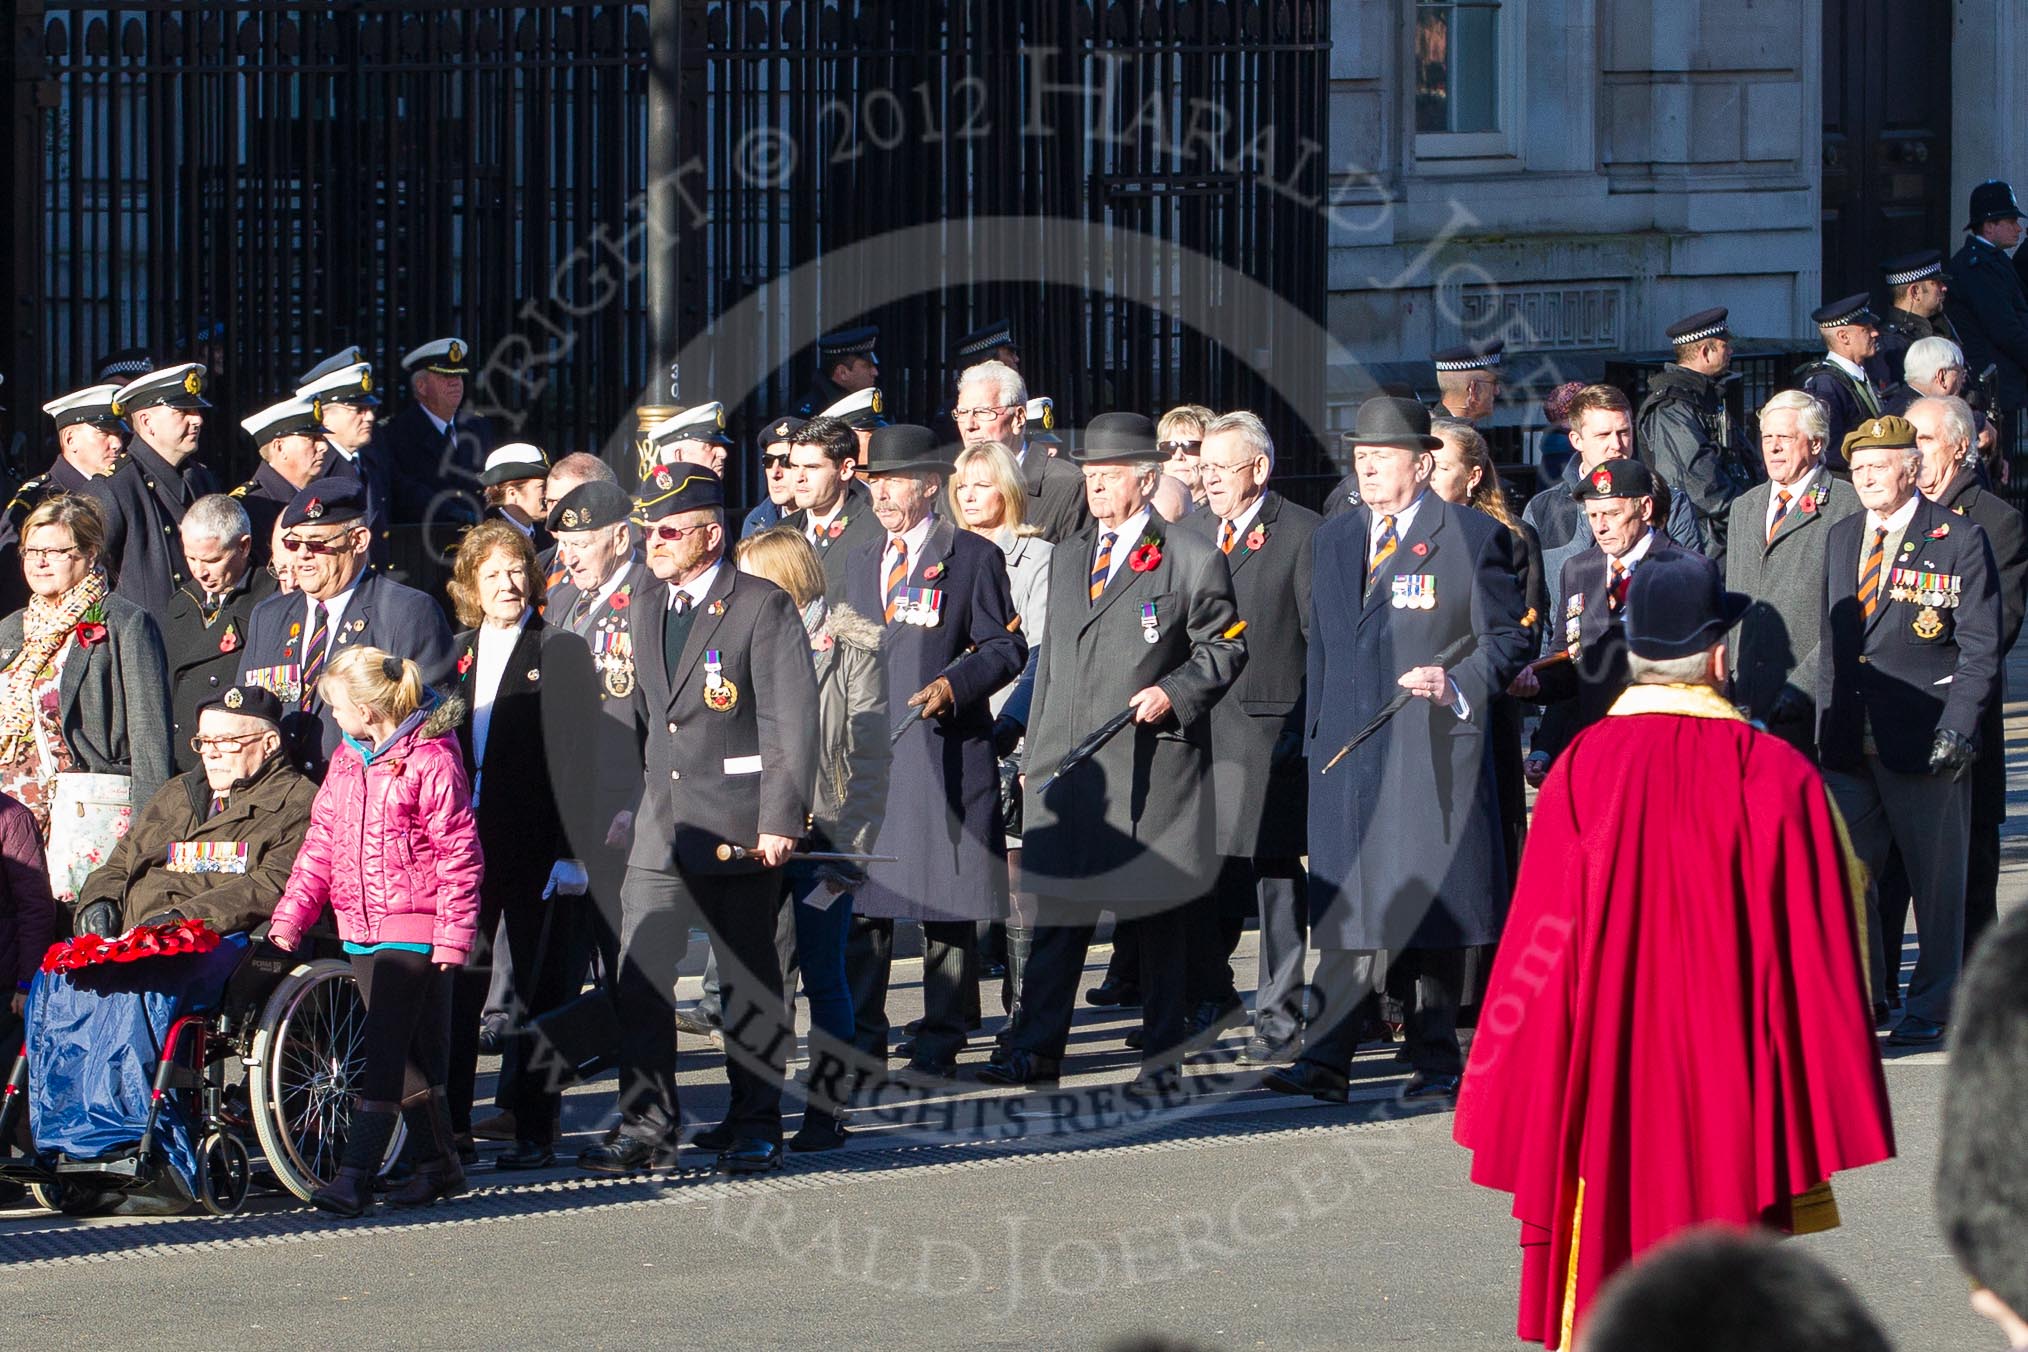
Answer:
[{"left": 269, "top": 647, "right": 482, "bottom": 1217}]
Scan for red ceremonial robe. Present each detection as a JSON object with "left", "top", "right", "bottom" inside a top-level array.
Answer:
[{"left": 1452, "top": 682, "right": 1895, "bottom": 1349}]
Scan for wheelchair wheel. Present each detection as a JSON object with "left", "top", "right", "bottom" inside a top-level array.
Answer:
[
  {"left": 197, "top": 1131, "right": 251, "bottom": 1216},
  {"left": 246, "top": 959, "right": 406, "bottom": 1202},
  {"left": 27, "top": 1180, "right": 116, "bottom": 1216}
]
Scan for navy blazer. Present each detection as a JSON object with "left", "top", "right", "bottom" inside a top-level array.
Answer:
[
  {"left": 1817, "top": 494, "right": 2002, "bottom": 774},
  {"left": 1533, "top": 537, "right": 1698, "bottom": 762}
]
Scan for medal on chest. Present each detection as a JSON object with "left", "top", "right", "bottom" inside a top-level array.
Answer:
[
  {"left": 702, "top": 649, "right": 739, "bottom": 711},
  {"left": 1391, "top": 574, "right": 1437, "bottom": 610},
  {"left": 1141, "top": 601, "right": 1160, "bottom": 644},
  {"left": 900, "top": 587, "right": 944, "bottom": 627}
]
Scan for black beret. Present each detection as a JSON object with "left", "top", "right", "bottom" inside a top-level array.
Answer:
[
  {"left": 634, "top": 463, "right": 725, "bottom": 522},
  {"left": 281, "top": 476, "right": 369, "bottom": 528},
  {"left": 759, "top": 415, "right": 808, "bottom": 450},
  {"left": 546, "top": 480, "right": 633, "bottom": 533},
  {"left": 1570, "top": 457, "right": 1656, "bottom": 501},
  {"left": 198, "top": 685, "right": 285, "bottom": 728}
]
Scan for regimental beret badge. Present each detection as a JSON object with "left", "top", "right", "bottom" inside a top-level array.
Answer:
[
  {"left": 224, "top": 687, "right": 244, "bottom": 709},
  {"left": 653, "top": 467, "right": 673, "bottom": 491},
  {"left": 304, "top": 497, "right": 325, "bottom": 520},
  {"left": 184, "top": 370, "right": 204, "bottom": 395},
  {"left": 560, "top": 508, "right": 581, "bottom": 529},
  {"left": 448, "top": 341, "right": 465, "bottom": 364},
  {"left": 1869, "top": 420, "right": 1884, "bottom": 437},
  {"left": 775, "top": 421, "right": 790, "bottom": 437},
  {"left": 1592, "top": 468, "right": 1612, "bottom": 492},
  {"left": 360, "top": 370, "right": 373, "bottom": 394}
]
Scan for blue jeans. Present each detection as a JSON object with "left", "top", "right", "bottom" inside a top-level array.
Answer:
[{"left": 786, "top": 863, "right": 856, "bottom": 1050}]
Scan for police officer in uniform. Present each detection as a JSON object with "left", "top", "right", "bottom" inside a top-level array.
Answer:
[
  {"left": 1433, "top": 340, "right": 1503, "bottom": 423},
  {"left": 296, "top": 351, "right": 394, "bottom": 567},
  {"left": 1947, "top": 180, "right": 2028, "bottom": 431},
  {"left": 1817, "top": 416, "right": 2001, "bottom": 1047},
  {"left": 1873, "top": 251, "right": 1961, "bottom": 392},
  {"left": 236, "top": 478, "right": 456, "bottom": 777},
  {"left": 378, "top": 337, "right": 493, "bottom": 526},
  {"left": 1798, "top": 296, "right": 1886, "bottom": 472},
  {"left": 791, "top": 326, "right": 880, "bottom": 420},
  {"left": 0, "top": 384, "right": 129, "bottom": 614},
  {"left": 163, "top": 494, "right": 275, "bottom": 773},
  {"left": 580, "top": 464, "right": 817, "bottom": 1176},
  {"left": 1638, "top": 308, "right": 1749, "bottom": 564},
  {"left": 86, "top": 363, "right": 220, "bottom": 615},
  {"left": 232, "top": 396, "right": 329, "bottom": 567}
]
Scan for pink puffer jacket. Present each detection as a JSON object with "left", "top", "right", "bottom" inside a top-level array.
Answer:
[{"left": 268, "top": 697, "right": 483, "bottom": 964}]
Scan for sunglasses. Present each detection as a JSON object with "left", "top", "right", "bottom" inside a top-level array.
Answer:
[
  {"left": 280, "top": 531, "right": 357, "bottom": 556},
  {"left": 1160, "top": 439, "right": 1202, "bottom": 456},
  {"left": 646, "top": 522, "right": 713, "bottom": 543},
  {"left": 762, "top": 453, "right": 790, "bottom": 470}
]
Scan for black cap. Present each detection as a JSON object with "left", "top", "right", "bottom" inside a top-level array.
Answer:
[
  {"left": 1623, "top": 552, "right": 1751, "bottom": 660},
  {"left": 860, "top": 424, "right": 955, "bottom": 476},
  {"left": 815, "top": 326, "right": 879, "bottom": 361},
  {"left": 1341, "top": 396, "right": 1443, "bottom": 452},
  {"left": 1881, "top": 249, "right": 1946, "bottom": 287},
  {"left": 1967, "top": 179, "right": 2025, "bottom": 230},
  {"left": 1811, "top": 293, "right": 1878, "bottom": 328},
  {"left": 281, "top": 477, "right": 368, "bottom": 528},
  {"left": 634, "top": 463, "right": 725, "bottom": 522},
  {"left": 1571, "top": 457, "right": 1656, "bottom": 501},
  {"left": 198, "top": 685, "right": 286, "bottom": 729},
  {"left": 112, "top": 363, "right": 211, "bottom": 414},
  {"left": 1071, "top": 412, "right": 1163, "bottom": 464},
  {"left": 759, "top": 415, "right": 808, "bottom": 450},
  {"left": 546, "top": 480, "right": 633, "bottom": 533},
  {"left": 94, "top": 347, "right": 157, "bottom": 386},
  {"left": 1666, "top": 308, "right": 1730, "bottom": 345},
  {"left": 953, "top": 319, "right": 1017, "bottom": 362},
  {"left": 1432, "top": 339, "right": 1504, "bottom": 372}
]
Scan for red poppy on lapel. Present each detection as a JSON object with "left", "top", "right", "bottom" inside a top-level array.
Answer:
[
  {"left": 1244, "top": 524, "right": 1267, "bottom": 553},
  {"left": 923, "top": 561, "right": 946, "bottom": 581},
  {"left": 456, "top": 649, "right": 474, "bottom": 675},
  {"left": 1128, "top": 543, "right": 1161, "bottom": 573},
  {"left": 1411, "top": 542, "right": 1429, "bottom": 557},
  {"left": 1928, "top": 524, "right": 1951, "bottom": 538},
  {"left": 74, "top": 622, "right": 108, "bottom": 648},
  {"left": 1800, "top": 495, "right": 1817, "bottom": 514},
  {"left": 218, "top": 622, "right": 241, "bottom": 655},
  {"left": 609, "top": 589, "right": 631, "bottom": 610}
]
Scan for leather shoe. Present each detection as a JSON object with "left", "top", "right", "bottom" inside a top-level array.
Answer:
[
  {"left": 715, "top": 1138, "right": 784, "bottom": 1174},
  {"left": 1236, "top": 1035, "right": 1297, "bottom": 1067},
  {"left": 494, "top": 1141, "right": 557, "bottom": 1171},
  {"left": 673, "top": 1007, "right": 718, "bottom": 1037},
  {"left": 974, "top": 1049, "right": 1061, "bottom": 1086},
  {"left": 689, "top": 1122, "right": 736, "bottom": 1152},
  {"left": 476, "top": 1019, "right": 507, "bottom": 1057},
  {"left": 1084, "top": 978, "right": 1141, "bottom": 1008},
  {"left": 471, "top": 1112, "right": 518, "bottom": 1142},
  {"left": 1261, "top": 1061, "right": 1350, "bottom": 1104},
  {"left": 1130, "top": 1065, "right": 1186, "bottom": 1098},
  {"left": 1872, "top": 1001, "right": 1892, "bottom": 1031},
  {"left": 1887, "top": 1016, "right": 1946, "bottom": 1047},
  {"left": 576, "top": 1137, "right": 677, "bottom": 1173},
  {"left": 1399, "top": 1072, "right": 1461, "bottom": 1104},
  {"left": 1124, "top": 1028, "right": 1145, "bottom": 1050},
  {"left": 1187, "top": 995, "right": 1246, "bottom": 1037},
  {"left": 899, "top": 1060, "right": 956, "bottom": 1085}
]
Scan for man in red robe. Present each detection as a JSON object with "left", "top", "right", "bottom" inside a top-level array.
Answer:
[{"left": 1453, "top": 550, "right": 1895, "bottom": 1350}]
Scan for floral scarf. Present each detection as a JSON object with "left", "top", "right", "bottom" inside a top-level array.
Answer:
[{"left": 0, "top": 571, "right": 107, "bottom": 741}]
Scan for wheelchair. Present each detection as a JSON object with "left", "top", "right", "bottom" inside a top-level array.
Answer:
[{"left": 0, "top": 926, "right": 402, "bottom": 1217}]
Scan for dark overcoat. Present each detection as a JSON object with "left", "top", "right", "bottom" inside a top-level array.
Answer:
[
  {"left": 1020, "top": 514, "right": 1246, "bottom": 905},
  {"left": 1724, "top": 474, "right": 1863, "bottom": 732},
  {"left": 1304, "top": 498, "right": 1529, "bottom": 951},
  {"left": 1021, "top": 446, "right": 1091, "bottom": 545},
  {"left": 847, "top": 519, "right": 1026, "bottom": 921},
  {"left": 781, "top": 481, "right": 883, "bottom": 600},
  {"left": 229, "top": 463, "right": 299, "bottom": 568},
  {"left": 1533, "top": 538, "right": 1698, "bottom": 763},
  {"left": 164, "top": 568, "right": 278, "bottom": 772},
  {"left": 1175, "top": 492, "right": 1318, "bottom": 860},
  {"left": 83, "top": 442, "right": 218, "bottom": 616}
]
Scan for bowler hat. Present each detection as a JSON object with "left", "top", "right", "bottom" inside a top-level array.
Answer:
[
  {"left": 1341, "top": 396, "right": 1442, "bottom": 452},
  {"left": 1623, "top": 552, "right": 1751, "bottom": 661},
  {"left": 1072, "top": 412, "right": 1164, "bottom": 464},
  {"left": 859, "top": 424, "right": 954, "bottom": 476}
]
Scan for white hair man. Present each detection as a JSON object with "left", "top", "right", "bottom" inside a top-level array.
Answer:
[
  {"left": 162, "top": 493, "right": 275, "bottom": 774},
  {"left": 954, "top": 360, "right": 1087, "bottom": 543}
]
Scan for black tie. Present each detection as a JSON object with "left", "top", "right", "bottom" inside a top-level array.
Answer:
[{"left": 664, "top": 593, "right": 695, "bottom": 676}]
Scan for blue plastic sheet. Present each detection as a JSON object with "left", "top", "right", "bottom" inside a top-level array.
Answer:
[{"left": 23, "top": 935, "right": 249, "bottom": 1198}]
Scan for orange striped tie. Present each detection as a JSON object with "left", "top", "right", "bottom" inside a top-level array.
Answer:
[
  {"left": 883, "top": 539, "right": 909, "bottom": 623},
  {"left": 1366, "top": 515, "right": 1397, "bottom": 590},
  {"left": 1858, "top": 526, "right": 1887, "bottom": 620},
  {"left": 1090, "top": 532, "right": 1116, "bottom": 604},
  {"left": 1767, "top": 489, "right": 1792, "bottom": 545},
  {"left": 1219, "top": 520, "right": 1236, "bottom": 554}
]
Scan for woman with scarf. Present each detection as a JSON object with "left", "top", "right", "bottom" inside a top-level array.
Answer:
[{"left": 0, "top": 495, "right": 173, "bottom": 910}]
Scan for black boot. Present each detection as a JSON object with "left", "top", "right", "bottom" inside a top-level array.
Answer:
[
  {"left": 385, "top": 1088, "right": 468, "bottom": 1208},
  {"left": 788, "top": 1109, "right": 847, "bottom": 1152},
  {"left": 998, "top": 924, "right": 1031, "bottom": 1046},
  {"left": 310, "top": 1101, "right": 400, "bottom": 1218}
]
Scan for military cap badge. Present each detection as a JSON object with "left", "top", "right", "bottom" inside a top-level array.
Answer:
[
  {"left": 224, "top": 688, "right": 244, "bottom": 709},
  {"left": 360, "top": 370, "right": 374, "bottom": 394},
  {"left": 775, "top": 421, "right": 791, "bottom": 437},
  {"left": 654, "top": 467, "right": 673, "bottom": 491},
  {"left": 448, "top": 340, "right": 465, "bottom": 365},
  {"left": 108, "top": 399, "right": 123, "bottom": 417},
  {"left": 560, "top": 508, "right": 582, "bottom": 529},
  {"left": 304, "top": 498, "right": 325, "bottom": 520},
  {"left": 1040, "top": 402, "right": 1056, "bottom": 430},
  {"left": 184, "top": 369, "right": 204, "bottom": 396},
  {"left": 870, "top": 390, "right": 885, "bottom": 415},
  {"left": 1592, "top": 468, "right": 1612, "bottom": 492}
]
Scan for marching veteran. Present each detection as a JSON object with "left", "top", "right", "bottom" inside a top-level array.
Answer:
[{"left": 72, "top": 685, "right": 315, "bottom": 937}]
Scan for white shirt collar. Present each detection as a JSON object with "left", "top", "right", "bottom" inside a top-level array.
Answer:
[
  {"left": 423, "top": 408, "right": 451, "bottom": 436},
  {"left": 1866, "top": 494, "right": 1921, "bottom": 536},
  {"left": 885, "top": 515, "right": 935, "bottom": 565},
  {"left": 309, "top": 581, "right": 361, "bottom": 635},
  {"left": 1610, "top": 529, "right": 1656, "bottom": 568},
  {"left": 1767, "top": 465, "right": 1823, "bottom": 530},
  {"left": 1826, "top": 351, "right": 1872, "bottom": 384},
  {"left": 807, "top": 496, "right": 849, "bottom": 533},
  {"left": 667, "top": 560, "right": 723, "bottom": 610},
  {"left": 1219, "top": 494, "right": 1268, "bottom": 540},
  {"left": 1367, "top": 490, "right": 1429, "bottom": 561},
  {"left": 1095, "top": 506, "right": 1151, "bottom": 549}
]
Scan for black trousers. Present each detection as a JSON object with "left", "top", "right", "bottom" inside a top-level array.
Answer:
[
  {"left": 1181, "top": 874, "right": 1246, "bottom": 1011},
  {"left": 1204, "top": 856, "right": 1307, "bottom": 1044},
  {"left": 1011, "top": 900, "right": 1187, "bottom": 1065},
  {"left": 351, "top": 948, "right": 453, "bottom": 1104},
  {"left": 846, "top": 916, "right": 977, "bottom": 1070},
  {"left": 615, "top": 865, "right": 787, "bottom": 1148},
  {"left": 1102, "top": 915, "right": 1143, "bottom": 988},
  {"left": 1300, "top": 947, "right": 1464, "bottom": 1078},
  {"left": 446, "top": 884, "right": 586, "bottom": 1137}
]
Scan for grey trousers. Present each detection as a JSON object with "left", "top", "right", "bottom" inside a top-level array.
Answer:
[{"left": 1825, "top": 757, "right": 1972, "bottom": 1024}]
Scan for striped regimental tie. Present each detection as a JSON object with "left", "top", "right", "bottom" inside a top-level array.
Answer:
[
  {"left": 1090, "top": 531, "right": 1116, "bottom": 605},
  {"left": 1858, "top": 525, "right": 1887, "bottom": 620},
  {"left": 1366, "top": 514, "right": 1397, "bottom": 591},
  {"left": 884, "top": 539, "right": 909, "bottom": 623}
]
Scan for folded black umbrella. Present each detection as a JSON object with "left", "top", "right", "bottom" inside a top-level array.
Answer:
[
  {"left": 1321, "top": 633, "right": 1477, "bottom": 773},
  {"left": 1037, "top": 705, "right": 1137, "bottom": 794}
]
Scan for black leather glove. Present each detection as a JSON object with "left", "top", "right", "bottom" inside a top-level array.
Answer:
[
  {"left": 74, "top": 900, "right": 120, "bottom": 938},
  {"left": 1766, "top": 685, "right": 1812, "bottom": 725},
  {"left": 139, "top": 908, "right": 188, "bottom": 928},
  {"left": 1928, "top": 728, "right": 1977, "bottom": 781},
  {"left": 991, "top": 714, "right": 1025, "bottom": 759}
]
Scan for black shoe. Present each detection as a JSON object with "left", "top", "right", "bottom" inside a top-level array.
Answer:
[
  {"left": 980, "top": 959, "right": 1007, "bottom": 980},
  {"left": 893, "top": 1037, "right": 916, "bottom": 1059},
  {"left": 688, "top": 1122, "right": 736, "bottom": 1153},
  {"left": 789, "top": 1113, "right": 848, "bottom": 1153},
  {"left": 1124, "top": 1027, "right": 1145, "bottom": 1050},
  {"left": 1187, "top": 995, "right": 1246, "bottom": 1037},
  {"left": 903, "top": 1018, "right": 924, "bottom": 1036},
  {"left": 1399, "top": 1072, "right": 1461, "bottom": 1104},
  {"left": 1261, "top": 1061, "right": 1350, "bottom": 1104},
  {"left": 1084, "top": 978, "right": 1141, "bottom": 1008},
  {"left": 476, "top": 1019, "right": 508, "bottom": 1056},
  {"left": 310, "top": 1166, "right": 378, "bottom": 1218},
  {"left": 899, "top": 1060, "right": 956, "bottom": 1085},
  {"left": 716, "top": 1139, "right": 784, "bottom": 1174},
  {"left": 1236, "top": 1035, "right": 1296, "bottom": 1067},
  {"left": 1872, "top": 1001, "right": 1892, "bottom": 1030},
  {"left": 1130, "top": 1065, "right": 1186, "bottom": 1098},
  {"left": 494, "top": 1141, "right": 557, "bottom": 1171},
  {"left": 1886, "top": 1016, "right": 1946, "bottom": 1047},
  {"left": 577, "top": 1137, "right": 678, "bottom": 1173},
  {"left": 973, "top": 1049, "right": 1061, "bottom": 1086}
]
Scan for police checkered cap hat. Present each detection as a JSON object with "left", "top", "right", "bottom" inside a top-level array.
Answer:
[
  {"left": 93, "top": 347, "right": 156, "bottom": 385},
  {"left": 241, "top": 396, "right": 325, "bottom": 446},
  {"left": 280, "top": 476, "right": 369, "bottom": 528},
  {"left": 1623, "top": 552, "right": 1752, "bottom": 661},
  {"left": 479, "top": 442, "right": 550, "bottom": 487},
  {"left": 42, "top": 383, "right": 128, "bottom": 431},
  {"left": 296, "top": 361, "right": 379, "bottom": 408},
  {"left": 1841, "top": 415, "right": 1918, "bottom": 458},
  {"left": 1570, "top": 456, "right": 1656, "bottom": 502},
  {"left": 1026, "top": 396, "right": 1060, "bottom": 442},
  {"left": 645, "top": 400, "right": 732, "bottom": 451},
  {"left": 815, "top": 325, "right": 879, "bottom": 363},
  {"left": 1881, "top": 250, "right": 1946, "bottom": 287},
  {"left": 198, "top": 685, "right": 286, "bottom": 730},
  {"left": 1666, "top": 308, "right": 1730, "bottom": 346},
  {"left": 1432, "top": 338, "right": 1505, "bottom": 372},
  {"left": 112, "top": 362, "right": 210, "bottom": 414},
  {"left": 633, "top": 463, "right": 725, "bottom": 522},
  {"left": 1812, "top": 293, "right": 1878, "bottom": 329},
  {"left": 819, "top": 387, "right": 887, "bottom": 429},
  {"left": 954, "top": 319, "right": 1016, "bottom": 360},
  {"left": 400, "top": 337, "right": 470, "bottom": 375},
  {"left": 546, "top": 480, "right": 634, "bottom": 534},
  {"left": 297, "top": 345, "right": 365, "bottom": 388}
]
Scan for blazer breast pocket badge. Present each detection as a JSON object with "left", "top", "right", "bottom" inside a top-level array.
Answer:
[
  {"left": 702, "top": 649, "right": 739, "bottom": 712},
  {"left": 1391, "top": 574, "right": 1436, "bottom": 610}
]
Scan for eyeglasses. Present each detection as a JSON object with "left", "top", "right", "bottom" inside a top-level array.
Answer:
[
  {"left": 190, "top": 732, "right": 267, "bottom": 755},
  {"left": 20, "top": 547, "right": 81, "bottom": 564},
  {"left": 1159, "top": 440, "right": 1203, "bottom": 456},
  {"left": 762, "top": 454, "right": 790, "bottom": 470},
  {"left": 954, "top": 405, "right": 1013, "bottom": 422},
  {"left": 647, "top": 522, "right": 714, "bottom": 543},
  {"left": 280, "top": 531, "right": 357, "bottom": 556}
]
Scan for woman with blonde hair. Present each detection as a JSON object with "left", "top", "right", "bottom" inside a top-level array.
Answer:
[
  {"left": 733, "top": 525, "right": 886, "bottom": 1151},
  {"left": 269, "top": 646, "right": 481, "bottom": 1216},
  {"left": 0, "top": 494, "right": 173, "bottom": 903}
]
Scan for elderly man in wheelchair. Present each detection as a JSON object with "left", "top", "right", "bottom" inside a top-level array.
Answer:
[{"left": 0, "top": 686, "right": 373, "bottom": 1215}]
